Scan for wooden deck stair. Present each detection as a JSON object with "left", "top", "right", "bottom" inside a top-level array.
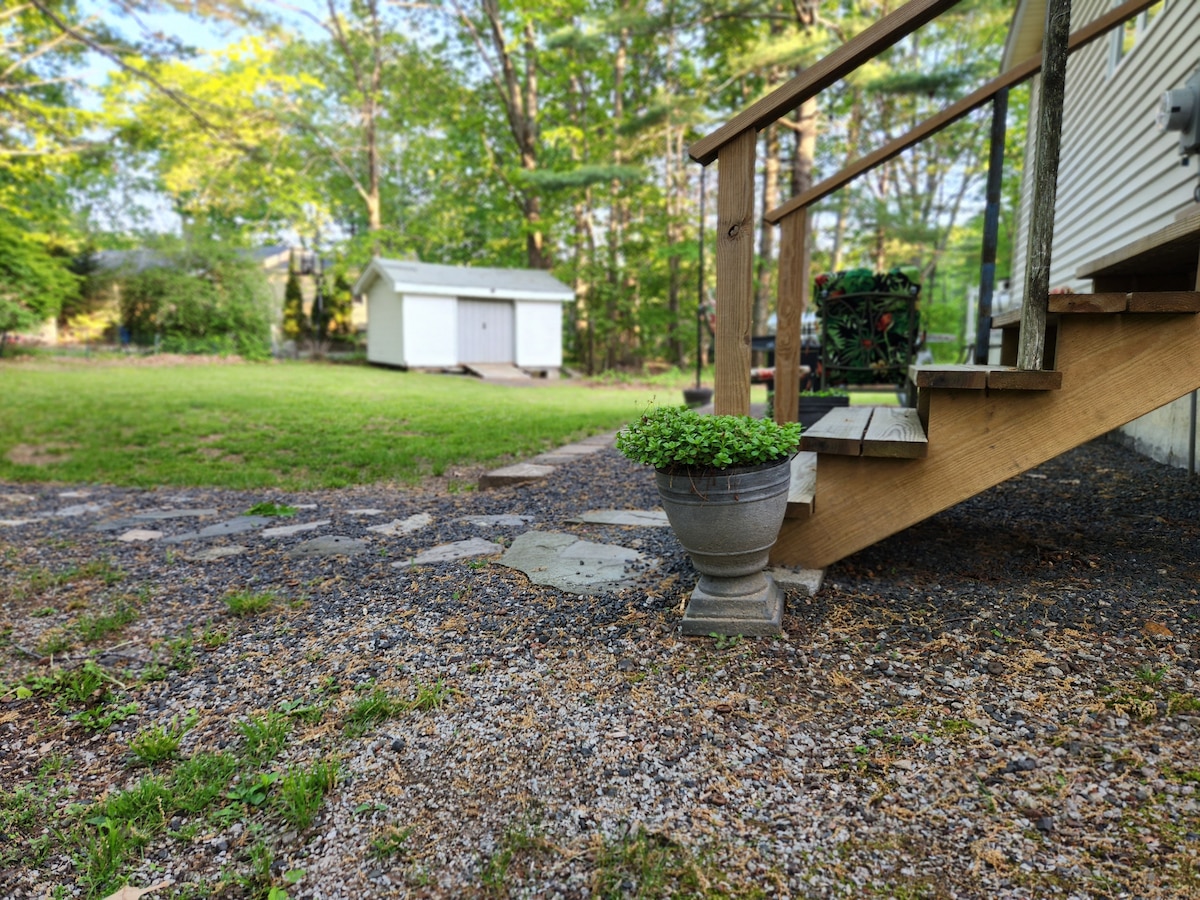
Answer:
[{"left": 773, "top": 294, "right": 1200, "bottom": 570}]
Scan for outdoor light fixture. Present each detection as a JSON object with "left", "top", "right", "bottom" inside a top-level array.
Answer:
[{"left": 1157, "top": 65, "right": 1200, "bottom": 201}]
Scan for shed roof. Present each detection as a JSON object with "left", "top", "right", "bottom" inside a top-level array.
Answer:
[{"left": 354, "top": 258, "right": 574, "bottom": 302}]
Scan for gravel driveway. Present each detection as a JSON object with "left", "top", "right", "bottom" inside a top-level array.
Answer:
[{"left": 2, "top": 436, "right": 1199, "bottom": 899}]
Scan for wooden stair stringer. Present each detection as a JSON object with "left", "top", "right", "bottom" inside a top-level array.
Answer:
[{"left": 771, "top": 312, "right": 1200, "bottom": 570}]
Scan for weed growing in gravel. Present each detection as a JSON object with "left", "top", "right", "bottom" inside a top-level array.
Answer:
[
  {"left": 74, "top": 701, "right": 140, "bottom": 734},
  {"left": 710, "top": 633, "right": 743, "bottom": 650},
  {"left": 370, "top": 826, "right": 414, "bottom": 860},
  {"left": 410, "top": 677, "right": 457, "bottom": 711},
  {"left": 276, "top": 757, "right": 339, "bottom": 830},
  {"left": 344, "top": 687, "right": 405, "bottom": 737},
  {"left": 480, "top": 818, "right": 554, "bottom": 895},
  {"left": 31, "top": 605, "right": 57, "bottom": 617},
  {"left": 589, "top": 825, "right": 757, "bottom": 899},
  {"left": 244, "top": 502, "right": 298, "bottom": 517},
  {"left": 1137, "top": 664, "right": 1169, "bottom": 685},
  {"left": 35, "top": 628, "right": 72, "bottom": 656},
  {"left": 18, "top": 559, "right": 125, "bottom": 599},
  {"left": 201, "top": 622, "right": 230, "bottom": 648},
  {"left": 165, "top": 630, "right": 197, "bottom": 671},
  {"left": 166, "top": 751, "right": 238, "bottom": 815},
  {"left": 224, "top": 589, "right": 278, "bottom": 617},
  {"left": 226, "top": 771, "right": 279, "bottom": 807},
  {"left": 277, "top": 696, "right": 325, "bottom": 723},
  {"left": 236, "top": 712, "right": 292, "bottom": 762},
  {"left": 130, "top": 711, "right": 199, "bottom": 765},
  {"left": 74, "top": 601, "right": 137, "bottom": 642}
]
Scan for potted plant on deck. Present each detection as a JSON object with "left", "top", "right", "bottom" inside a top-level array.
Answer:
[{"left": 616, "top": 406, "right": 801, "bottom": 636}]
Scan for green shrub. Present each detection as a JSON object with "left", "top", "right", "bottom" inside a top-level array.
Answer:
[
  {"left": 118, "top": 238, "right": 272, "bottom": 360},
  {"left": 616, "top": 405, "right": 800, "bottom": 472}
]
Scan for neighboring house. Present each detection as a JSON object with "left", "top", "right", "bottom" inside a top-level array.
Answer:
[
  {"left": 1003, "top": 0, "right": 1200, "bottom": 468},
  {"left": 353, "top": 259, "right": 573, "bottom": 373}
]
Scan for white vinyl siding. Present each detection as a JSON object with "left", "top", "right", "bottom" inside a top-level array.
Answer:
[{"left": 1008, "top": 0, "right": 1197, "bottom": 308}]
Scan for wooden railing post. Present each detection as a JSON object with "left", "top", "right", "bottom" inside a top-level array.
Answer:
[
  {"left": 714, "top": 129, "right": 757, "bottom": 416},
  {"left": 1018, "top": 0, "right": 1072, "bottom": 371},
  {"left": 975, "top": 88, "right": 1008, "bottom": 365},
  {"left": 774, "top": 208, "right": 810, "bottom": 424}
]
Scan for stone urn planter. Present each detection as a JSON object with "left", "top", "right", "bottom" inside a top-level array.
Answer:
[{"left": 616, "top": 406, "right": 800, "bottom": 637}]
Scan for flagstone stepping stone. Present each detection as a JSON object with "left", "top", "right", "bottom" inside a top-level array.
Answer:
[
  {"left": 346, "top": 508, "right": 385, "bottom": 516},
  {"left": 162, "top": 516, "right": 274, "bottom": 544},
  {"left": 460, "top": 514, "right": 533, "bottom": 527},
  {"left": 92, "top": 509, "right": 221, "bottom": 532},
  {"left": 184, "top": 546, "right": 248, "bottom": 562},
  {"left": 500, "top": 530, "right": 657, "bottom": 596},
  {"left": 58, "top": 490, "right": 91, "bottom": 498},
  {"left": 0, "top": 494, "right": 36, "bottom": 505},
  {"left": 478, "top": 463, "right": 555, "bottom": 489},
  {"left": 367, "top": 514, "right": 432, "bottom": 536},
  {"left": 768, "top": 565, "right": 824, "bottom": 597},
  {"left": 567, "top": 510, "right": 670, "bottom": 527},
  {"left": 40, "top": 502, "right": 107, "bottom": 518},
  {"left": 0, "top": 518, "right": 35, "bottom": 527},
  {"left": 117, "top": 529, "right": 164, "bottom": 542},
  {"left": 287, "top": 535, "right": 370, "bottom": 558},
  {"left": 398, "top": 538, "right": 504, "bottom": 566},
  {"left": 262, "top": 519, "right": 331, "bottom": 537}
]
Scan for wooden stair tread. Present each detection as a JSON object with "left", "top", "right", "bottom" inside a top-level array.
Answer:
[
  {"left": 800, "top": 406, "right": 927, "bottom": 458},
  {"left": 909, "top": 364, "right": 1062, "bottom": 391},
  {"left": 785, "top": 452, "right": 816, "bottom": 519},
  {"left": 991, "top": 291, "right": 1200, "bottom": 329}
]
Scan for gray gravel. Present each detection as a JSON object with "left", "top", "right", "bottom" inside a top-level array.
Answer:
[{"left": 2, "top": 436, "right": 1200, "bottom": 899}]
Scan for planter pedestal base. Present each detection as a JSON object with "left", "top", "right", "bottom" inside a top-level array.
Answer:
[{"left": 680, "top": 571, "right": 784, "bottom": 636}]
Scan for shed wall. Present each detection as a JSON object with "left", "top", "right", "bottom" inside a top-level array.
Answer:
[
  {"left": 365, "top": 280, "right": 406, "bottom": 367},
  {"left": 403, "top": 294, "right": 459, "bottom": 367},
  {"left": 514, "top": 301, "right": 564, "bottom": 368}
]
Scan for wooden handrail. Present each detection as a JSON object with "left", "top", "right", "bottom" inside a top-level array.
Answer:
[
  {"left": 764, "top": 0, "right": 1164, "bottom": 223},
  {"left": 688, "top": 0, "right": 966, "bottom": 166}
]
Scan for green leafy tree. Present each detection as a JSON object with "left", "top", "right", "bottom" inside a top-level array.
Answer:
[
  {"left": 282, "top": 252, "right": 306, "bottom": 342},
  {"left": 0, "top": 216, "right": 79, "bottom": 352},
  {"left": 118, "top": 238, "right": 273, "bottom": 359}
]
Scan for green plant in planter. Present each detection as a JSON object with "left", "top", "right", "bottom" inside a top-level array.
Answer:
[
  {"left": 799, "top": 388, "right": 849, "bottom": 398},
  {"left": 616, "top": 406, "right": 800, "bottom": 473}
]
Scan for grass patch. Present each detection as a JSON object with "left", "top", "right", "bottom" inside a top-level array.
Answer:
[
  {"left": 0, "top": 361, "right": 677, "bottom": 489},
  {"left": 275, "top": 757, "right": 339, "bottom": 830},
  {"left": 223, "top": 589, "right": 277, "bottom": 617},
  {"left": 244, "top": 501, "right": 297, "bottom": 517},
  {"left": 344, "top": 687, "right": 406, "bottom": 738}
]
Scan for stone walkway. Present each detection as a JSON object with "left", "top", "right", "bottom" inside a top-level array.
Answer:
[{"left": 0, "top": 432, "right": 824, "bottom": 600}]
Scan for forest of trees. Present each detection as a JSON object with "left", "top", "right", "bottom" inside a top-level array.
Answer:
[{"left": 1, "top": 0, "right": 1025, "bottom": 371}]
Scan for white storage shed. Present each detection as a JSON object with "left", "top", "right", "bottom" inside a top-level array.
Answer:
[{"left": 354, "top": 259, "right": 574, "bottom": 372}]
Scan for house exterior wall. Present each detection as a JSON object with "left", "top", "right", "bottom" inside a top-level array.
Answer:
[
  {"left": 402, "top": 294, "right": 458, "bottom": 367},
  {"left": 1008, "top": 0, "right": 1200, "bottom": 469},
  {"left": 514, "top": 301, "right": 564, "bottom": 368}
]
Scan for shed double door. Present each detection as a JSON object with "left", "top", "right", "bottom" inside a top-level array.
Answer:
[{"left": 457, "top": 299, "right": 514, "bottom": 364}]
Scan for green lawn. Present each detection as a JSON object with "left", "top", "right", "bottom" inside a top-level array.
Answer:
[{"left": 0, "top": 359, "right": 711, "bottom": 490}]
